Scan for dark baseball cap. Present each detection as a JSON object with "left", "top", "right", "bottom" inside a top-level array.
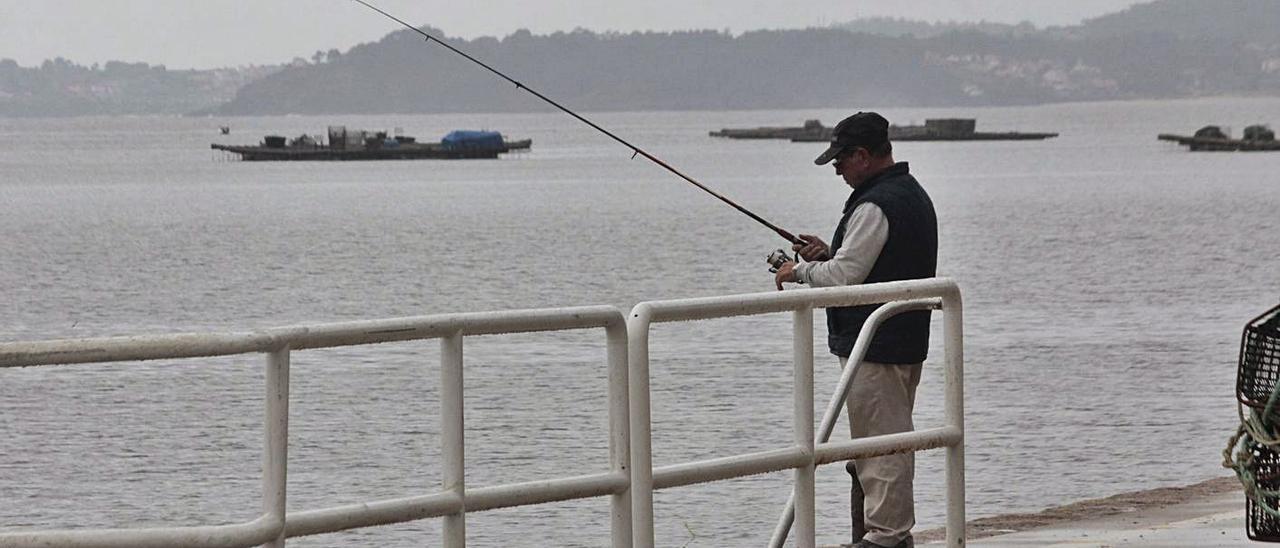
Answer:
[{"left": 813, "top": 111, "right": 890, "bottom": 165}]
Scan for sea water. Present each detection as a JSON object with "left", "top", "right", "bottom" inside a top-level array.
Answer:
[{"left": 2, "top": 98, "right": 1278, "bottom": 546}]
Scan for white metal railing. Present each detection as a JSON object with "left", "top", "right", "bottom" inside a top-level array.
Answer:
[
  {"left": 0, "top": 277, "right": 963, "bottom": 548},
  {"left": 767, "top": 297, "right": 945, "bottom": 547},
  {"left": 626, "top": 278, "right": 964, "bottom": 548},
  {"left": 0, "top": 307, "right": 632, "bottom": 548}
]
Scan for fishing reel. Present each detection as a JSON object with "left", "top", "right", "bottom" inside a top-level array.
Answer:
[{"left": 766, "top": 249, "right": 795, "bottom": 273}]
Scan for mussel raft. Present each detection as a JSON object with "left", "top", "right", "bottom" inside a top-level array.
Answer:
[
  {"left": 1158, "top": 124, "right": 1279, "bottom": 151},
  {"left": 212, "top": 127, "right": 532, "bottom": 161}
]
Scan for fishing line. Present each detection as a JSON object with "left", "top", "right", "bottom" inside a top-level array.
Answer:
[{"left": 351, "top": 0, "right": 804, "bottom": 247}]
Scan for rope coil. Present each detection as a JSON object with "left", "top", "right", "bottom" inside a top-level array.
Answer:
[{"left": 1225, "top": 391, "right": 1280, "bottom": 518}]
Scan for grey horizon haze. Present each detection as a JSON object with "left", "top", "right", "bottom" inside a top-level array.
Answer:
[{"left": 1, "top": 0, "right": 1149, "bottom": 70}]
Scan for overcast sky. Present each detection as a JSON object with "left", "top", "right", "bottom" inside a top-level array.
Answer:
[{"left": 1, "top": 0, "right": 1150, "bottom": 69}]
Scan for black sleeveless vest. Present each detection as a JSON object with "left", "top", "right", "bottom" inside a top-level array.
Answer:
[{"left": 826, "top": 162, "right": 937, "bottom": 363}]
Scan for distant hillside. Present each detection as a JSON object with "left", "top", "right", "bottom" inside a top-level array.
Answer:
[
  {"left": 837, "top": 0, "right": 1280, "bottom": 45},
  {"left": 215, "top": 28, "right": 1016, "bottom": 115},
  {"left": 1068, "top": 0, "right": 1280, "bottom": 43},
  {"left": 215, "top": 0, "right": 1280, "bottom": 116},
  {"left": 5, "top": 0, "right": 1279, "bottom": 117},
  {"left": 0, "top": 58, "right": 278, "bottom": 117}
]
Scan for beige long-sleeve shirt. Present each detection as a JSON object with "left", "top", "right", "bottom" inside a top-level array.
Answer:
[{"left": 793, "top": 203, "right": 888, "bottom": 287}]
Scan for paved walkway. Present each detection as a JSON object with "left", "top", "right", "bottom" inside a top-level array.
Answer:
[
  {"left": 821, "top": 477, "right": 1255, "bottom": 547},
  {"left": 953, "top": 490, "right": 1247, "bottom": 547}
]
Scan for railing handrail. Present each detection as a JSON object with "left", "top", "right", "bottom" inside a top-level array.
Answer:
[
  {"left": 625, "top": 278, "right": 964, "bottom": 548},
  {"left": 0, "top": 304, "right": 632, "bottom": 548},
  {"left": 0, "top": 306, "right": 624, "bottom": 368},
  {"left": 630, "top": 277, "right": 958, "bottom": 324},
  {"left": 0, "top": 279, "right": 964, "bottom": 548}
]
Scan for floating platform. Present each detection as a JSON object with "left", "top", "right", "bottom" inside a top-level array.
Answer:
[
  {"left": 211, "top": 140, "right": 532, "bottom": 161},
  {"left": 1158, "top": 124, "right": 1279, "bottom": 151},
  {"left": 709, "top": 119, "right": 830, "bottom": 140},
  {"left": 212, "top": 127, "right": 531, "bottom": 161},
  {"left": 711, "top": 118, "right": 1057, "bottom": 142}
]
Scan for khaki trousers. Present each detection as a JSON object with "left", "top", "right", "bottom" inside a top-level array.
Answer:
[{"left": 838, "top": 357, "right": 923, "bottom": 546}]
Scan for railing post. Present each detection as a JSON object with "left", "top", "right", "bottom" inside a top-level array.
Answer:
[
  {"left": 792, "top": 306, "right": 816, "bottom": 548},
  {"left": 442, "top": 332, "right": 466, "bottom": 547},
  {"left": 607, "top": 323, "right": 634, "bottom": 547},
  {"left": 627, "top": 308, "right": 656, "bottom": 548},
  {"left": 263, "top": 347, "right": 290, "bottom": 548},
  {"left": 943, "top": 291, "right": 966, "bottom": 548}
]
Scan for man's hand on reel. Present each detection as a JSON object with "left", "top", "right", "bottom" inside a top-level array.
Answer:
[
  {"left": 774, "top": 260, "right": 799, "bottom": 291},
  {"left": 770, "top": 234, "right": 831, "bottom": 290}
]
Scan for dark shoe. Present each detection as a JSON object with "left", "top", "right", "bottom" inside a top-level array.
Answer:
[{"left": 852, "top": 535, "right": 913, "bottom": 548}]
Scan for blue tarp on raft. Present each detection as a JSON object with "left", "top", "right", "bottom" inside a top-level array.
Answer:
[{"left": 441, "top": 130, "right": 504, "bottom": 150}]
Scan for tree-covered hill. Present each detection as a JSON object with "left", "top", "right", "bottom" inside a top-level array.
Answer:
[
  {"left": 3, "top": 0, "right": 1278, "bottom": 117},
  {"left": 1068, "top": 0, "right": 1280, "bottom": 43},
  {"left": 0, "top": 58, "right": 277, "bottom": 117},
  {"left": 213, "top": 0, "right": 1280, "bottom": 115}
]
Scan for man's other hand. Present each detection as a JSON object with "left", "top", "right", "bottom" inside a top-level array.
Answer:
[{"left": 792, "top": 234, "right": 831, "bottom": 261}]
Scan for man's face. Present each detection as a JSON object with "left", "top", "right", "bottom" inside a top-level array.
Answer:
[{"left": 831, "top": 147, "right": 870, "bottom": 188}]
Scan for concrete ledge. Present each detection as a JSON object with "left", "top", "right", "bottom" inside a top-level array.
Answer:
[{"left": 824, "top": 476, "right": 1248, "bottom": 547}]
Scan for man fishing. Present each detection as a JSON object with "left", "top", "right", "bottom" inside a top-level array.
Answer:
[
  {"left": 773, "top": 111, "right": 938, "bottom": 548},
  {"left": 354, "top": 5, "right": 933, "bottom": 545}
]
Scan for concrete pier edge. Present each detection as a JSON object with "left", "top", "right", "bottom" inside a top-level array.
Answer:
[{"left": 822, "top": 476, "right": 1245, "bottom": 547}]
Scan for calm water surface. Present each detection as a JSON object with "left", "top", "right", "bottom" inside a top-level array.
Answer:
[{"left": 2, "top": 98, "right": 1278, "bottom": 546}]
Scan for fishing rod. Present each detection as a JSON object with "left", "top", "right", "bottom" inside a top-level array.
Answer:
[{"left": 351, "top": 0, "right": 804, "bottom": 248}]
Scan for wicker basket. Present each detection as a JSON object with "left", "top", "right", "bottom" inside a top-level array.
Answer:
[
  {"left": 1238, "top": 304, "right": 1280, "bottom": 413},
  {"left": 1239, "top": 303, "right": 1280, "bottom": 541},
  {"left": 1247, "top": 436, "right": 1280, "bottom": 542}
]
